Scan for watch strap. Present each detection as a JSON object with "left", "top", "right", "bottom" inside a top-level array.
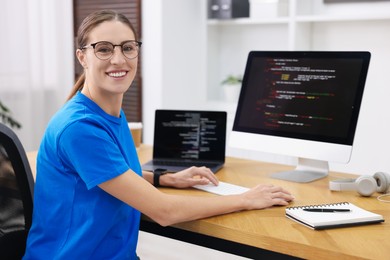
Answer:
[{"left": 153, "top": 168, "right": 167, "bottom": 187}]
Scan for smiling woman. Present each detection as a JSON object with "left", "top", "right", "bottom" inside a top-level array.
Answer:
[{"left": 23, "top": 11, "right": 147, "bottom": 259}]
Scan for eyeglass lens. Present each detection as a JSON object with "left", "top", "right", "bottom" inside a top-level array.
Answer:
[{"left": 94, "top": 41, "right": 140, "bottom": 60}]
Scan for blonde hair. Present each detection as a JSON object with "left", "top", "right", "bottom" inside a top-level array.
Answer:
[{"left": 67, "top": 10, "right": 138, "bottom": 101}]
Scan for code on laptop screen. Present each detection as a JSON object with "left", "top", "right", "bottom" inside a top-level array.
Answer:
[{"left": 153, "top": 110, "right": 227, "bottom": 161}]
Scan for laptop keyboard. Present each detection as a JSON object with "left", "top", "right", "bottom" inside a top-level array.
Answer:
[{"left": 155, "top": 160, "right": 219, "bottom": 168}]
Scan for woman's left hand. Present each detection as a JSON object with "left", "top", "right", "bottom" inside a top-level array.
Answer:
[{"left": 162, "top": 166, "right": 219, "bottom": 188}]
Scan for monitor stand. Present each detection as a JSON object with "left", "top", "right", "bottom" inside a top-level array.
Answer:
[{"left": 271, "top": 158, "right": 329, "bottom": 183}]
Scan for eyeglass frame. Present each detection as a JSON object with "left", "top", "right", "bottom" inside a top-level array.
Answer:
[{"left": 80, "top": 40, "right": 142, "bottom": 60}]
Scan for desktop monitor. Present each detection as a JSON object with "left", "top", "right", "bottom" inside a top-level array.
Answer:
[{"left": 230, "top": 51, "right": 371, "bottom": 182}]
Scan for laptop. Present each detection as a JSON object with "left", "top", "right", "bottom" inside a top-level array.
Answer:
[{"left": 142, "top": 109, "right": 227, "bottom": 173}]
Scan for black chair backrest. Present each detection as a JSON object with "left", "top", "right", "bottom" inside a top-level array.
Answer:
[{"left": 0, "top": 123, "right": 34, "bottom": 259}]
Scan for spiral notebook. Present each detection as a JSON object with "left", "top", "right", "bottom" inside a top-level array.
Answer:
[{"left": 285, "top": 202, "right": 384, "bottom": 230}]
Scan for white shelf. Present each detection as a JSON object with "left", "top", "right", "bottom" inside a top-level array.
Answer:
[
  {"left": 296, "top": 13, "right": 390, "bottom": 23},
  {"left": 208, "top": 14, "right": 390, "bottom": 25},
  {"left": 207, "top": 17, "right": 289, "bottom": 25}
]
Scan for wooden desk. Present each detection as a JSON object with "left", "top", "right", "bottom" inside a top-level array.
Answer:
[{"left": 27, "top": 146, "right": 390, "bottom": 260}]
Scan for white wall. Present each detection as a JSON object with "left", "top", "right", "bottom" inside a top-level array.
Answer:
[
  {"left": 141, "top": 0, "right": 164, "bottom": 146},
  {"left": 142, "top": 0, "right": 208, "bottom": 145},
  {"left": 310, "top": 20, "right": 390, "bottom": 175}
]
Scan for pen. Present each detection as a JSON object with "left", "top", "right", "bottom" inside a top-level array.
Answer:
[{"left": 303, "top": 208, "right": 350, "bottom": 212}]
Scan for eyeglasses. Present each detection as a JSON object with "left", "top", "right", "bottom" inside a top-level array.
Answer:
[{"left": 80, "top": 40, "right": 142, "bottom": 60}]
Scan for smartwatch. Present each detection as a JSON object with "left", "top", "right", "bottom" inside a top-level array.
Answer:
[{"left": 153, "top": 168, "right": 167, "bottom": 187}]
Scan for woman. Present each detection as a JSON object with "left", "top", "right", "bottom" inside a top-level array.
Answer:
[{"left": 24, "top": 10, "right": 294, "bottom": 259}]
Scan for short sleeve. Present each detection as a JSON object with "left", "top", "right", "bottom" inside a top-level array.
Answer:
[{"left": 58, "top": 120, "right": 130, "bottom": 189}]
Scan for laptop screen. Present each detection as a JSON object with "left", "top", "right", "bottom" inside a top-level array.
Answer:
[{"left": 153, "top": 110, "right": 227, "bottom": 162}]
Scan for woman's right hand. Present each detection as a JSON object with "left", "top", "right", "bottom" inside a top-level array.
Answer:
[{"left": 241, "top": 184, "right": 294, "bottom": 210}]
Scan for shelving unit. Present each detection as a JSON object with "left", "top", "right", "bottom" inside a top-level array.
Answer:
[{"left": 206, "top": 0, "right": 390, "bottom": 107}]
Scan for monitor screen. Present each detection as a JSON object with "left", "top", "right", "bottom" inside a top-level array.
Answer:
[{"left": 230, "top": 51, "right": 370, "bottom": 182}]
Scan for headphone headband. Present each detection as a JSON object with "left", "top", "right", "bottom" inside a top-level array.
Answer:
[{"left": 329, "top": 178, "right": 357, "bottom": 191}]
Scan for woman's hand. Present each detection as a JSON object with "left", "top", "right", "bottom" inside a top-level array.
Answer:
[
  {"left": 161, "top": 166, "right": 219, "bottom": 188},
  {"left": 242, "top": 184, "right": 294, "bottom": 209}
]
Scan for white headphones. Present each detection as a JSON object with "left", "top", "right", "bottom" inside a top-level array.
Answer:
[{"left": 329, "top": 172, "right": 390, "bottom": 197}]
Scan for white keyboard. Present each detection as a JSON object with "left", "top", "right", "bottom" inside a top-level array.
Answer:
[{"left": 193, "top": 181, "right": 250, "bottom": 196}]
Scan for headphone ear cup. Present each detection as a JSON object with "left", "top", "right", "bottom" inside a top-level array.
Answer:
[
  {"left": 355, "top": 175, "right": 377, "bottom": 196},
  {"left": 373, "top": 172, "right": 390, "bottom": 193}
]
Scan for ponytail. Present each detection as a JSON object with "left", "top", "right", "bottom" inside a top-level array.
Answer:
[{"left": 67, "top": 73, "right": 85, "bottom": 101}]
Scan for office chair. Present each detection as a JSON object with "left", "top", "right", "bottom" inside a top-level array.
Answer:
[{"left": 0, "top": 123, "right": 34, "bottom": 259}]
